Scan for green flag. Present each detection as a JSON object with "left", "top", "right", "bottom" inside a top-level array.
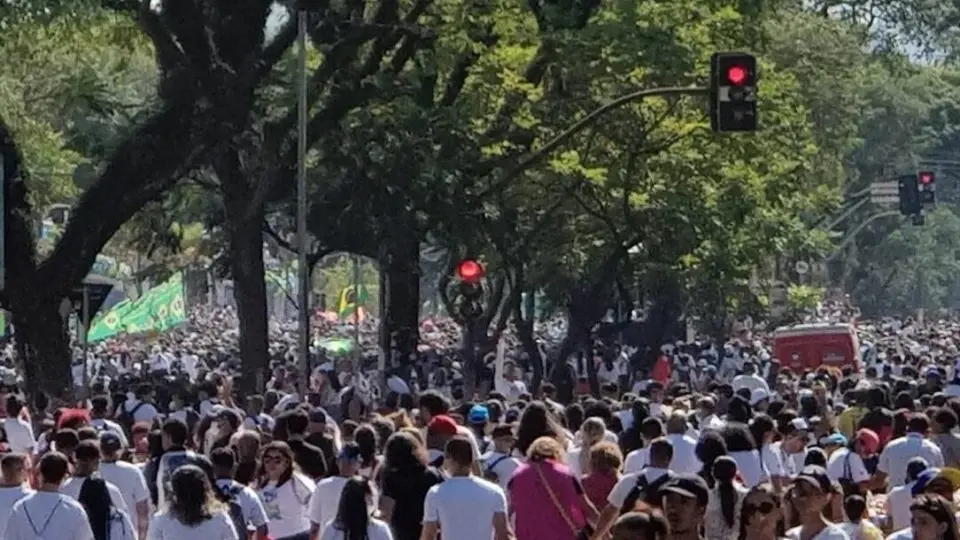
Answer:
[{"left": 87, "top": 274, "right": 186, "bottom": 342}]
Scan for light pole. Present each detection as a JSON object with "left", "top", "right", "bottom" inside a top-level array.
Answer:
[{"left": 296, "top": 9, "right": 311, "bottom": 388}]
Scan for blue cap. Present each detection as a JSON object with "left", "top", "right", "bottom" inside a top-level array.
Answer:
[
  {"left": 468, "top": 405, "right": 489, "bottom": 425},
  {"left": 819, "top": 433, "right": 847, "bottom": 447}
]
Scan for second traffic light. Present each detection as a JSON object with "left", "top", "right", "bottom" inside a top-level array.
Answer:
[
  {"left": 710, "top": 52, "right": 757, "bottom": 132},
  {"left": 918, "top": 171, "right": 936, "bottom": 206}
]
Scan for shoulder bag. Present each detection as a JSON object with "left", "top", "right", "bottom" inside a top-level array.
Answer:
[{"left": 534, "top": 462, "right": 593, "bottom": 540}]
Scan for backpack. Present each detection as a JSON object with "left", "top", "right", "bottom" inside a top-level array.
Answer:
[
  {"left": 620, "top": 470, "right": 675, "bottom": 513},
  {"left": 117, "top": 401, "right": 146, "bottom": 435},
  {"left": 219, "top": 483, "right": 249, "bottom": 540},
  {"left": 483, "top": 455, "right": 509, "bottom": 483}
]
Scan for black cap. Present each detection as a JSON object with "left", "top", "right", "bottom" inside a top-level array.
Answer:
[
  {"left": 100, "top": 431, "right": 124, "bottom": 453},
  {"left": 660, "top": 474, "right": 709, "bottom": 506},
  {"left": 796, "top": 465, "right": 834, "bottom": 493}
]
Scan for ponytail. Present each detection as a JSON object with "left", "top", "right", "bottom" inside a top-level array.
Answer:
[{"left": 713, "top": 457, "right": 739, "bottom": 529}]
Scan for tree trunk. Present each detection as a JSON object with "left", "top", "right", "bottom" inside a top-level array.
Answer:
[
  {"left": 219, "top": 149, "right": 270, "bottom": 395},
  {"left": 378, "top": 232, "right": 420, "bottom": 380},
  {"left": 11, "top": 292, "right": 71, "bottom": 405}
]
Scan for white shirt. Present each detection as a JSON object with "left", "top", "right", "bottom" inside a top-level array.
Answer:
[
  {"left": 320, "top": 518, "right": 393, "bottom": 540},
  {"left": 480, "top": 452, "right": 521, "bottom": 492},
  {"left": 607, "top": 467, "right": 672, "bottom": 508},
  {"left": 258, "top": 473, "right": 315, "bottom": 539},
  {"left": 785, "top": 523, "right": 850, "bottom": 540},
  {"left": 665, "top": 433, "right": 702, "bottom": 474},
  {"left": 623, "top": 447, "right": 650, "bottom": 475},
  {"left": 3, "top": 491, "right": 95, "bottom": 540},
  {"left": 90, "top": 419, "right": 130, "bottom": 447},
  {"left": 879, "top": 433, "right": 944, "bottom": 488},
  {"left": 423, "top": 476, "right": 507, "bottom": 540},
  {"left": 308, "top": 476, "right": 349, "bottom": 531},
  {"left": 732, "top": 374, "right": 769, "bottom": 394},
  {"left": 494, "top": 377, "right": 527, "bottom": 403},
  {"left": 826, "top": 448, "right": 869, "bottom": 484},
  {"left": 2, "top": 418, "right": 35, "bottom": 454},
  {"left": 99, "top": 461, "right": 150, "bottom": 521},
  {"left": 0, "top": 485, "right": 32, "bottom": 533},
  {"left": 147, "top": 510, "right": 238, "bottom": 540},
  {"left": 61, "top": 476, "right": 130, "bottom": 513},
  {"left": 729, "top": 447, "right": 785, "bottom": 488},
  {"left": 887, "top": 482, "right": 914, "bottom": 531},
  {"left": 216, "top": 479, "right": 269, "bottom": 531},
  {"left": 119, "top": 399, "right": 159, "bottom": 424}
]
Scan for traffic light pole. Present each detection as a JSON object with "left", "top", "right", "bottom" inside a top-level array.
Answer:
[
  {"left": 826, "top": 210, "right": 904, "bottom": 260},
  {"left": 482, "top": 86, "right": 708, "bottom": 198}
]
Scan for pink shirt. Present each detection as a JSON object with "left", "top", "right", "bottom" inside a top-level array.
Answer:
[
  {"left": 581, "top": 470, "right": 618, "bottom": 511},
  {"left": 508, "top": 460, "right": 585, "bottom": 540}
]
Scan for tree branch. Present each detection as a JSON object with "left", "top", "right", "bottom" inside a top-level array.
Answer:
[{"left": 480, "top": 86, "right": 707, "bottom": 199}]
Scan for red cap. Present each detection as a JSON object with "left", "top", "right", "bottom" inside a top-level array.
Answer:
[
  {"left": 856, "top": 428, "right": 879, "bottom": 454},
  {"left": 427, "top": 415, "right": 459, "bottom": 437}
]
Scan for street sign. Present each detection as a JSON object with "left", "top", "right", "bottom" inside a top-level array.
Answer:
[
  {"left": 795, "top": 261, "right": 809, "bottom": 275},
  {"left": 870, "top": 181, "right": 900, "bottom": 204}
]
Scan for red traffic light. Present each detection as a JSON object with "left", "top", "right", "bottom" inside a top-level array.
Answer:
[
  {"left": 919, "top": 171, "right": 935, "bottom": 185},
  {"left": 456, "top": 259, "right": 484, "bottom": 282},
  {"left": 726, "top": 66, "right": 747, "bottom": 85}
]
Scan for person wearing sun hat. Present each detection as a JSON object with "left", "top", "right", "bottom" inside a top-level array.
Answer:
[{"left": 785, "top": 466, "right": 847, "bottom": 540}]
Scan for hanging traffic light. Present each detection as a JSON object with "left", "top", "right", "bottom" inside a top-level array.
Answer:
[
  {"left": 918, "top": 171, "right": 936, "bottom": 206},
  {"left": 456, "top": 259, "right": 484, "bottom": 283},
  {"left": 899, "top": 174, "right": 921, "bottom": 216},
  {"left": 709, "top": 52, "right": 757, "bottom": 132},
  {"left": 455, "top": 259, "right": 484, "bottom": 319}
]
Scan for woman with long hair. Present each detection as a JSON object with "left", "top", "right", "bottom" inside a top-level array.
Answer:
[
  {"left": 147, "top": 465, "right": 238, "bottom": 539},
  {"left": 320, "top": 477, "right": 393, "bottom": 540},
  {"left": 723, "top": 422, "right": 770, "bottom": 489},
  {"left": 566, "top": 418, "right": 606, "bottom": 477},
  {"left": 911, "top": 494, "right": 960, "bottom": 540},
  {"left": 515, "top": 402, "right": 567, "bottom": 456},
  {"left": 353, "top": 425, "right": 381, "bottom": 480},
  {"left": 256, "top": 441, "right": 316, "bottom": 540},
  {"left": 377, "top": 431, "right": 444, "bottom": 540},
  {"left": 704, "top": 456, "right": 748, "bottom": 540},
  {"left": 739, "top": 483, "right": 783, "bottom": 540},
  {"left": 748, "top": 414, "right": 786, "bottom": 492},
  {"left": 696, "top": 431, "right": 728, "bottom": 488}
]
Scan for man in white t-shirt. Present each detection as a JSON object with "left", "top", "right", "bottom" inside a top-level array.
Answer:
[
  {"left": 210, "top": 447, "right": 269, "bottom": 538},
  {"left": 732, "top": 362, "right": 769, "bottom": 394},
  {"left": 116, "top": 384, "right": 160, "bottom": 425},
  {"left": 60, "top": 441, "right": 130, "bottom": 514},
  {"left": 309, "top": 443, "right": 363, "bottom": 539},
  {"left": 98, "top": 432, "right": 150, "bottom": 539},
  {"left": 0, "top": 395, "right": 35, "bottom": 455},
  {"left": 3, "top": 452, "right": 94, "bottom": 540},
  {"left": 0, "top": 453, "right": 33, "bottom": 534},
  {"left": 595, "top": 438, "right": 675, "bottom": 538},
  {"left": 422, "top": 436, "right": 510, "bottom": 540},
  {"left": 878, "top": 414, "right": 944, "bottom": 489}
]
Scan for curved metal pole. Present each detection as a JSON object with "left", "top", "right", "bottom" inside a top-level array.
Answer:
[
  {"left": 822, "top": 197, "right": 870, "bottom": 231},
  {"left": 826, "top": 211, "right": 904, "bottom": 260}
]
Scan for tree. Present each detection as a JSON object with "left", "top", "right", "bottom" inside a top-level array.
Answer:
[{"left": 2, "top": 1, "right": 298, "bottom": 400}]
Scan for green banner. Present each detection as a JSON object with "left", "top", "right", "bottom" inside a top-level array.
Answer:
[{"left": 87, "top": 274, "right": 186, "bottom": 342}]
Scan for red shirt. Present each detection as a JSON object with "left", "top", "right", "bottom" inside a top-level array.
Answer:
[
  {"left": 581, "top": 470, "right": 619, "bottom": 511},
  {"left": 652, "top": 356, "right": 671, "bottom": 384}
]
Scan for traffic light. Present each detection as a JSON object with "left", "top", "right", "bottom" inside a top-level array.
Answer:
[
  {"left": 455, "top": 259, "right": 484, "bottom": 318},
  {"left": 898, "top": 174, "right": 921, "bottom": 216},
  {"left": 918, "top": 171, "right": 936, "bottom": 206},
  {"left": 709, "top": 52, "right": 757, "bottom": 132}
]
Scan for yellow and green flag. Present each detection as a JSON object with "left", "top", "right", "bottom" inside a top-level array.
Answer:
[
  {"left": 87, "top": 274, "right": 186, "bottom": 342},
  {"left": 336, "top": 284, "right": 368, "bottom": 320}
]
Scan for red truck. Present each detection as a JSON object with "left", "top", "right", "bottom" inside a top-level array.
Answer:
[{"left": 773, "top": 323, "right": 861, "bottom": 373}]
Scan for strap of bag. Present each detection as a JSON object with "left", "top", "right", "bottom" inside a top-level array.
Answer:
[
  {"left": 843, "top": 451, "right": 852, "bottom": 480},
  {"left": 533, "top": 462, "right": 579, "bottom": 535},
  {"left": 486, "top": 455, "right": 509, "bottom": 475}
]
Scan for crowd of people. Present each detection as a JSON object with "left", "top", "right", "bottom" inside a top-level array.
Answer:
[{"left": 0, "top": 305, "right": 958, "bottom": 540}]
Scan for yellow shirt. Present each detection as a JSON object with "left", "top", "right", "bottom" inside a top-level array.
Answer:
[{"left": 838, "top": 406, "right": 867, "bottom": 440}]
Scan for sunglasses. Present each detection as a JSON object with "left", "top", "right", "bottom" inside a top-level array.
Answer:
[
  {"left": 746, "top": 500, "right": 776, "bottom": 514},
  {"left": 263, "top": 455, "right": 286, "bottom": 464}
]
